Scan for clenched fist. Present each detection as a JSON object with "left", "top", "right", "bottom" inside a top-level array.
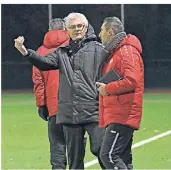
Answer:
[{"left": 14, "top": 36, "right": 28, "bottom": 56}]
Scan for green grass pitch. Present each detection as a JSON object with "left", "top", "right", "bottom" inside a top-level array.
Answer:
[{"left": 1, "top": 92, "right": 171, "bottom": 169}]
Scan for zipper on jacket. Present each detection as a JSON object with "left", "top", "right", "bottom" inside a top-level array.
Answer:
[
  {"left": 68, "top": 49, "right": 76, "bottom": 124},
  {"left": 71, "top": 52, "right": 77, "bottom": 124}
]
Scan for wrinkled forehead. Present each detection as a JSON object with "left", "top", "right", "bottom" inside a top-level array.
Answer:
[{"left": 68, "top": 17, "right": 85, "bottom": 26}]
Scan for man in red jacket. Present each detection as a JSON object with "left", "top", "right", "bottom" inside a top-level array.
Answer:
[
  {"left": 32, "top": 18, "right": 69, "bottom": 169},
  {"left": 97, "top": 17, "right": 144, "bottom": 170}
]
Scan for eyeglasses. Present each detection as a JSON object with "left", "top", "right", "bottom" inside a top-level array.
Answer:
[{"left": 68, "top": 24, "right": 85, "bottom": 30}]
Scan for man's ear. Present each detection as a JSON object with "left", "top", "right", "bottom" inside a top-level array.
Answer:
[{"left": 108, "top": 28, "right": 114, "bottom": 36}]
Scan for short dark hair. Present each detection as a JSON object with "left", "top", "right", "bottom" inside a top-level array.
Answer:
[
  {"left": 104, "top": 17, "right": 124, "bottom": 34},
  {"left": 49, "top": 18, "right": 65, "bottom": 30}
]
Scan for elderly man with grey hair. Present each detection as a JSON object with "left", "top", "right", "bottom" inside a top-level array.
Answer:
[{"left": 14, "top": 12, "right": 109, "bottom": 169}]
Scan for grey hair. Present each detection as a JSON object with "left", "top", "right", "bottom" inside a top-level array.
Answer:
[
  {"left": 49, "top": 18, "right": 65, "bottom": 30},
  {"left": 104, "top": 17, "right": 124, "bottom": 35},
  {"left": 64, "top": 12, "right": 88, "bottom": 28}
]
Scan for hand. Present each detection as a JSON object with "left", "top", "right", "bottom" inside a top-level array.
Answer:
[
  {"left": 96, "top": 82, "right": 108, "bottom": 96},
  {"left": 38, "top": 106, "right": 49, "bottom": 121},
  {"left": 14, "top": 36, "right": 28, "bottom": 56}
]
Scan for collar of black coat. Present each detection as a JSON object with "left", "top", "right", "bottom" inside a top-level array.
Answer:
[
  {"left": 69, "top": 39, "right": 82, "bottom": 46},
  {"left": 69, "top": 39, "right": 82, "bottom": 54},
  {"left": 85, "top": 23, "right": 97, "bottom": 42}
]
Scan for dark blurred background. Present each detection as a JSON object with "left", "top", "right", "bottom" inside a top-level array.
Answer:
[{"left": 1, "top": 4, "right": 171, "bottom": 90}]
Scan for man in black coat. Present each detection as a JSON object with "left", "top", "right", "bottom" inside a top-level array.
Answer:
[{"left": 14, "top": 12, "right": 109, "bottom": 169}]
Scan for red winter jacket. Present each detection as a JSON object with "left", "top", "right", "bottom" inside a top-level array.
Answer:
[
  {"left": 99, "top": 34, "right": 144, "bottom": 129},
  {"left": 32, "top": 30, "right": 69, "bottom": 117}
]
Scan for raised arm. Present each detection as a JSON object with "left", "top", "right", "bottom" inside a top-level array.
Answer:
[
  {"left": 26, "top": 49, "right": 59, "bottom": 71},
  {"left": 14, "top": 36, "right": 59, "bottom": 71}
]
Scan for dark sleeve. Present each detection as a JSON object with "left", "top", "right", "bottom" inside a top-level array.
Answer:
[
  {"left": 94, "top": 44, "right": 110, "bottom": 80},
  {"left": 99, "top": 48, "right": 110, "bottom": 65},
  {"left": 96, "top": 44, "right": 110, "bottom": 66},
  {"left": 25, "top": 49, "right": 59, "bottom": 71}
]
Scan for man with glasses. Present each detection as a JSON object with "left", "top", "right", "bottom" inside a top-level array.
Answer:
[
  {"left": 32, "top": 18, "right": 69, "bottom": 169},
  {"left": 14, "top": 12, "right": 109, "bottom": 169}
]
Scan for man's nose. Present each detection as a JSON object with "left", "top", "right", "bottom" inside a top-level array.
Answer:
[{"left": 75, "top": 26, "right": 80, "bottom": 31}]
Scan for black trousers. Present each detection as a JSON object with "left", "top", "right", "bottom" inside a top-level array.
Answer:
[
  {"left": 100, "top": 123, "right": 134, "bottom": 170},
  {"left": 63, "top": 123, "right": 105, "bottom": 170},
  {"left": 48, "top": 116, "right": 66, "bottom": 170}
]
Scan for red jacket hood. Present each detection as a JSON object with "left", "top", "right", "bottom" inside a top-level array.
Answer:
[
  {"left": 118, "top": 34, "right": 142, "bottom": 54},
  {"left": 43, "top": 30, "right": 70, "bottom": 48}
]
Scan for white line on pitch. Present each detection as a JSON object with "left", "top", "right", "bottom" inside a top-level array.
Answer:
[{"left": 84, "top": 130, "right": 171, "bottom": 168}]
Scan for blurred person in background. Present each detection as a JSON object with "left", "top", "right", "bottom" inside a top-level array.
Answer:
[
  {"left": 97, "top": 16, "right": 144, "bottom": 170},
  {"left": 32, "top": 18, "right": 69, "bottom": 170},
  {"left": 14, "top": 13, "right": 109, "bottom": 170}
]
